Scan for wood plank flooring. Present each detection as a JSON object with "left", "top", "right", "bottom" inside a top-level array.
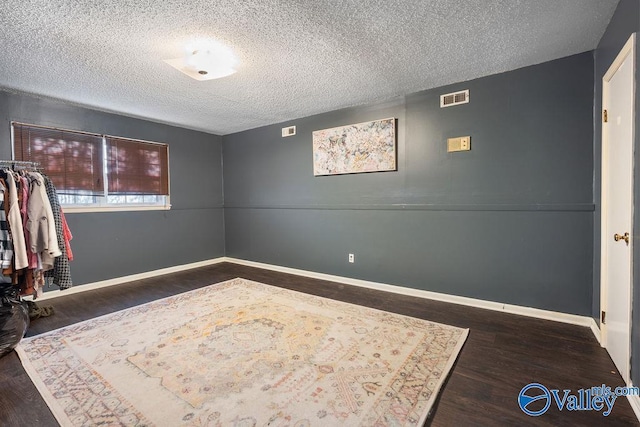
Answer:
[{"left": 0, "top": 262, "right": 637, "bottom": 426}]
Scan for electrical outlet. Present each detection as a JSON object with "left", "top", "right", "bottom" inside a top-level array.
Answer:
[{"left": 348, "top": 253, "right": 355, "bottom": 263}]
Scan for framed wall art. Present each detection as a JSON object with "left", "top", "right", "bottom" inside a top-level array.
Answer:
[{"left": 312, "top": 117, "right": 397, "bottom": 176}]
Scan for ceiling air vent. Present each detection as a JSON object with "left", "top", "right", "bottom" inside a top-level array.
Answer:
[
  {"left": 440, "top": 90, "right": 469, "bottom": 108},
  {"left": 282, "top": 126, "right": 296, "bottom": 137}
]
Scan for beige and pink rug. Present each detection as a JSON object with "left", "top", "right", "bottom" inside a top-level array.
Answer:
[{"left": 17, "top": 278, "right": 468, "bottom": 426}]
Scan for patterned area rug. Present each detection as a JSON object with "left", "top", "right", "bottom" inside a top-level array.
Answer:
[{"left": 17, "top": 278, "right": 468, "bottom": 426}]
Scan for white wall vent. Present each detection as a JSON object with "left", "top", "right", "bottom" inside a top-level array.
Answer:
[
  {"left": 282, "top": 126, "right": 296, "bottom": 137},
  {"left": 440, "top": 90, "right": 469, "bottom": 108}
]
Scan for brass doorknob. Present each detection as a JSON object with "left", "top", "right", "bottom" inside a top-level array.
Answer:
[{"left": 614, "top": 232, "right": 630, "bottom": 245}]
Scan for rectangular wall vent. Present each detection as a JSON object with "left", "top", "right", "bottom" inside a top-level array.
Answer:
[
  {"left": 282, "top": 126, "right": 296, "bottom": 137},
  {"left": 440, "top": 90, "right": 469, "bottom": 108}
]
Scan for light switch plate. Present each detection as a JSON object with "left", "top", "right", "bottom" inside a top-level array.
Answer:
[{"left": 447, "top": 136, "right": 471, "bottom": 152}]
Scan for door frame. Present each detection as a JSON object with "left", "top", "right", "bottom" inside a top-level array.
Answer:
[{"left": 600, "top": 33, "right": 636, "bottom": 385}]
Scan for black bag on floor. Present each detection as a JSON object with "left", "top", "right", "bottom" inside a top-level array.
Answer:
[{"left": 0, "top": 283, "right": 29, "bottom": 358}]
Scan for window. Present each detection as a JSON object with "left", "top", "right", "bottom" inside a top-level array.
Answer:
[{"left": 12, "top": 122, "right": 170, "bottom": 211}]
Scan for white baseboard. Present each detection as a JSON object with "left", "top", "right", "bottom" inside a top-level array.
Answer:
[
  {"left": 627, "top": 388, "right": 640, "bottom": 421},
  {"left": 34, "top": 255, "right": 600, "bottom": 341},
  {"left": 589, "top": 317, "right": 602, "bottom": 345},
  {"left": 31, "top": 257, "right": 226, "bottom": 301},
  {"left": 224, "top": 257, "right": 597, "bottom": 330}
]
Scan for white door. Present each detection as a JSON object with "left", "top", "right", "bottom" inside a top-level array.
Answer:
[{"left": 601, "top": 34, "right": 636, "bottom": 384}]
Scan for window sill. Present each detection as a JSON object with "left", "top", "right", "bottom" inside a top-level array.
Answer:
[{"left": 62, "top": 204, "right": 172, "bottom": 213}]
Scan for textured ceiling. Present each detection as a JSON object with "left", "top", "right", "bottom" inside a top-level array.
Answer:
[{"left": 0, "top": 0, "right": 619, "bottom": 135}]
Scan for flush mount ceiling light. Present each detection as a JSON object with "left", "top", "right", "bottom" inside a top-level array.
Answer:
[{"left": 164, "top": 42, "right": 238, "bottom": 81}]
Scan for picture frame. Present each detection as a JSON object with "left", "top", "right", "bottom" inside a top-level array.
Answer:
[{"left": 312, "top": 117, "right": 397, "bottom": 176}]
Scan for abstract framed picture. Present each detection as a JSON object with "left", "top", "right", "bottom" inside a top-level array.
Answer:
[{"left": 312, "top": 117, "right": 397, "bottom": 176}]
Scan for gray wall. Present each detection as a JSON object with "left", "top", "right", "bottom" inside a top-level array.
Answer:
[
  {"left": 224, "top": 52, "right": 595, "bottom": 316},
  {"left": 0, "top": 90, "right": 225, "bottom": 286},
  {"left": 593, "top": 0, "right": 640, "bottom": 386}
]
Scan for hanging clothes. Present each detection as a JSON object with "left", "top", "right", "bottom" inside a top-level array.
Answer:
[
  {"left": 5, "top": 171, "right": 28, "bottom": 270},
  {"left": 61, "top": 209, "right": 73, "bottom": 262},
  {"left": 17, "top": 174, "right": 36, "bottom": 296},
  {"left": 26, "top": 172, "right": 61, "bottom": 270},
  {"left": 0, "top": 181, "right": 13, "bottom": 270},
  {"left": 0, "top": 164, "right": 74, "bottom": 298},
  {"left": 43, "top": 176, "right": 72, "bottom": 290},
  {"left": 19, "top": 175, "right": 38, "bottom": 269}
]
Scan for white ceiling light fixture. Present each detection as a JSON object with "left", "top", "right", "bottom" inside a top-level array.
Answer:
[{"left": 164, "top": 41, "right": 238, "bottom": 81}]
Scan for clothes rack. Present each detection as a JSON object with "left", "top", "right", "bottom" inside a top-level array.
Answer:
[
  {"left": 0, "top": 161, "right": 74, "bottom": 297},
  {"left": 0, "top": 160, "right": 41, "bottom": 171}
]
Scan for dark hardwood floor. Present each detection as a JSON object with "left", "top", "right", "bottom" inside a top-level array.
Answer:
[{"left": 0, "top": 262, "right": 637, "bottom": 426}]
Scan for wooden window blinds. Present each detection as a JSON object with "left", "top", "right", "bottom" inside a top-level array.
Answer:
[
  {"left": 13, "top": 123, "right": 169, "bottom": 196},
  {"left": 106, "top": 137, "right": 169, "bottom": 195},
  {"left": 13, "top": 123, "right": 104, "bottom": 195}
]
